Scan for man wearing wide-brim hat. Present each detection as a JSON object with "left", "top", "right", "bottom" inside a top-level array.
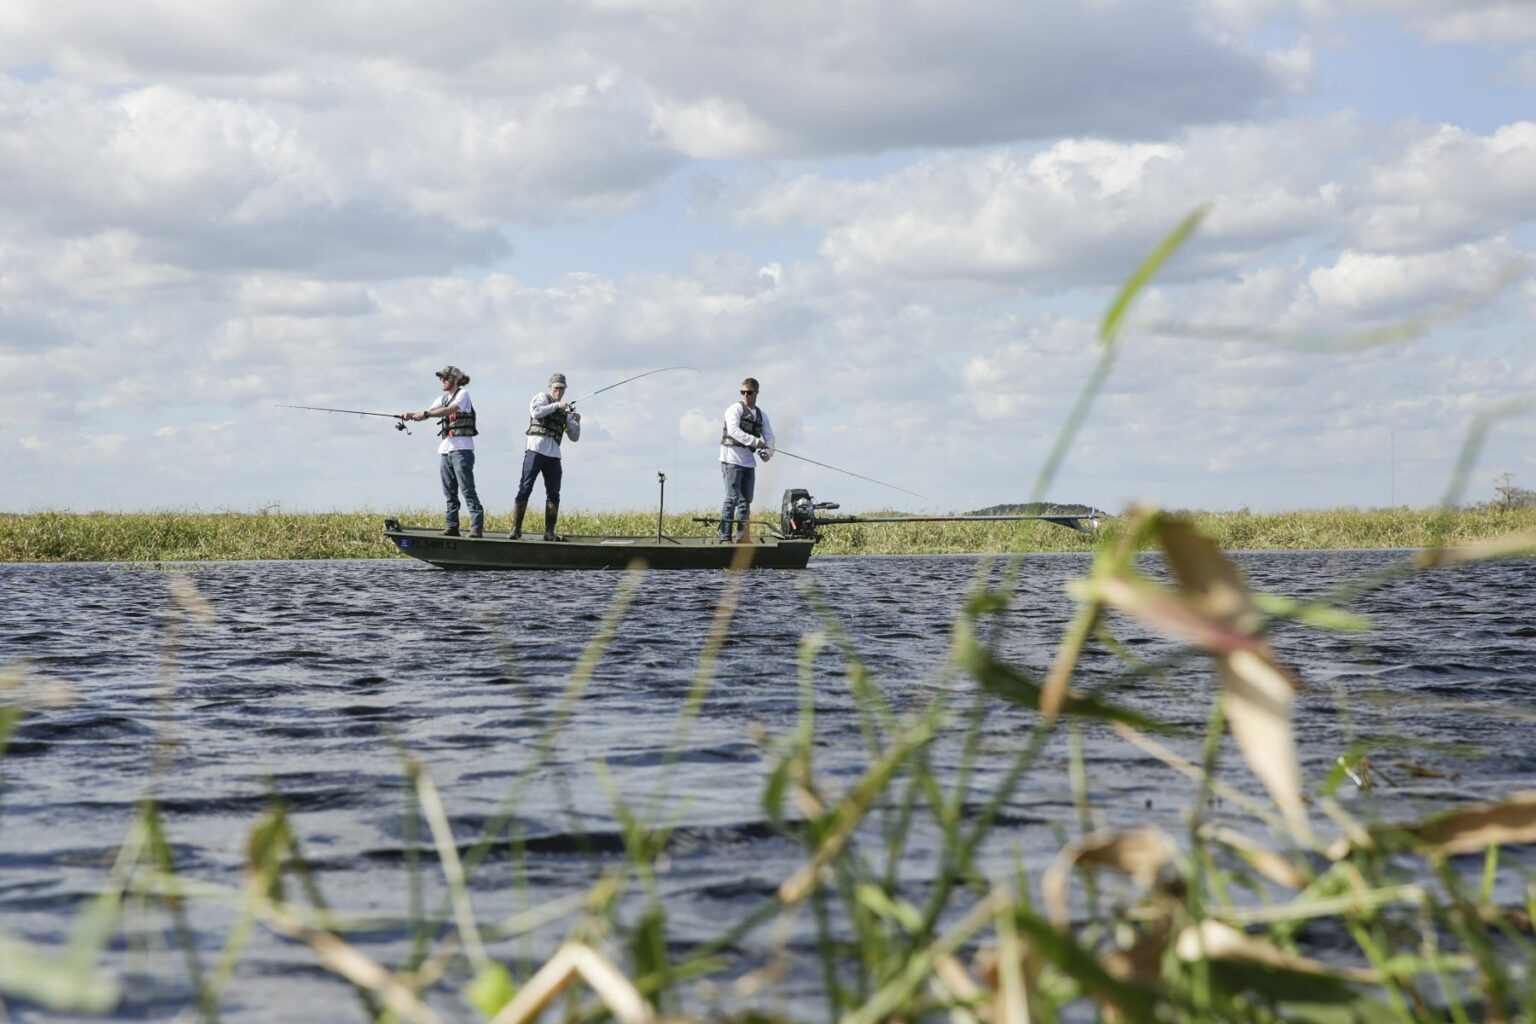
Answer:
[
  {"left": 513, "top": 372, "right": 581, "bottom": 541},
  {"left": 402, "top": 365, "right": 484, "bottom": 538}
]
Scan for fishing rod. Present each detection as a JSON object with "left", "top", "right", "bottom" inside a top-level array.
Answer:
[
  {"left": 567, "top": 366, "right": 698, "bottom": 406},
  {"left": 809, "top": 510, "right": 1103, "bottom": 534},
  {"left": 693, "top": 487, "right": 1105, "bottom": 537},
  {"left": 276, "top": 404, "right": 413, "bottom": 433},
  {"left": 762, "top": 447, "right": 927, "bottom": 499}
]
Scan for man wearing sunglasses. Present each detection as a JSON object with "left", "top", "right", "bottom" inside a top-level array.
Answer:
[
  {"left": 513, "top": 372, "right": 581, "bottom": 541},
  {"left": 718, "top": 377, "right": 775, "bottom": 543}
]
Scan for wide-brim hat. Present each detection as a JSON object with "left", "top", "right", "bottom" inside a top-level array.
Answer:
[{"left": 435, "top": 365, "right": 467, "bottom": 382}]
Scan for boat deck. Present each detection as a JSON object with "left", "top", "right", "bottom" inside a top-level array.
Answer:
[{"left": 384, "top": 525, "right": 816, "bottom": 570}]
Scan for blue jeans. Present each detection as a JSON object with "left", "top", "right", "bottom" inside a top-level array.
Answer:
[
  {"left": 516, "top": 451, "right": 563, "bottom": 504},
  {"left": 720, "top": 463, "right": 755, "bottom": 539},
  {"left": 440, "top": 450, "right": 484, "bottom": 531}
]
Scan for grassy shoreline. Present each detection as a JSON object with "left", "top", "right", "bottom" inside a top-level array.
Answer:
[{"left": 3, "top": 504, "right": 1535, "bottom": 562}]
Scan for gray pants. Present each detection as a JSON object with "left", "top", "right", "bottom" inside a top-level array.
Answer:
[
  {"left": 440, "top": 450, "right": 484, "bottom": 531},
  {"left": 719, "top": 463, "right": 755, "bottom": 540}
]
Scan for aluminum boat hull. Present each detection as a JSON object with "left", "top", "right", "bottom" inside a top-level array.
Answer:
[{"left": 385, "top": 526, "right": 815, "bottom": 570}]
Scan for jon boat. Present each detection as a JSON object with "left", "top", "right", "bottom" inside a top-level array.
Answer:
[{"left": 384, "top": 482, "right": 1103, "bottom": 571}]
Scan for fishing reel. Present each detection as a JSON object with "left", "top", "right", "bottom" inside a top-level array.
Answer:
[
  {"left": 780, "top": 489, "right": 840, "bottom": 540},
  {"left": 394, "top": 418, "right": 411, "bottom": 434}
]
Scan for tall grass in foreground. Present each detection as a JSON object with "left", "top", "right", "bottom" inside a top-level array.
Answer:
[
  {"left": 6, "top": 209, "right": 1536, "bottom": 1023},
  {"left": 5, "top": 506, "right": 1536, "bottom": 561}
]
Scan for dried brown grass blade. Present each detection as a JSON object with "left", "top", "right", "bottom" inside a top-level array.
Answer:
[
  {"left": 0, "top": 664, "right": 74, "bottom": 709},
  {"left": 488, "top": 942, "right": 656, "bottom": 1024},
  {"left": 167, "top": 573, "right": 216, "bottom": 624},
  {"left": 994, "top": 899, "right": 1031, "bottom": 1024},
  {"left": 843, "top": 890, "right": 1010, "bottom": 1024},
  {"left": 1415, "top": 528, "right": 1536, "bottom": 568},
  {"left": 1040, "top": 601, "right": 1100, "bottom": 721},
  {"left": 302, "top": 930, "right": 443, "bottom": 1024},
  {"left": 1111, "top": 722, "right": 1283, "bottom": 829},
  {"left": 1175, "top": 919, "right": 1379, "bottom": 983},
  {"left": 1043, "top": 828, "right": 1176, "bottom": 930},
  {"left": 778, "top": 715, "right": 938, "bottom": 904},
  {"left": 1407, "top": 790, "right": 1536, "bottom": 857},
  {"left": 1200, "top": 825, "right": 1307, "bottom": 890},
  {"left": 1138, "top": 517, "right": 1314, "bottom": 843},
  {"left": 930, "top": 953, "right": 984, "bottom": 1024},
  {"left": 1093, "top": 575, "right": 1265, "bottom": 654},
  {"left": 1157, "top": 519, "right": 1260, "bottom": 628},
  {"left": 1219, "top": 651, "right": 1312, "bottom": 843}
]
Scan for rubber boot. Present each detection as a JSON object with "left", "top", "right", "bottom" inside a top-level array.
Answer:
[
  {"left": 543, "top": 501, "right": 562, "bottom": 542},
  {"left": 511, "top": 500, "right": 527, "bottom": 539}
]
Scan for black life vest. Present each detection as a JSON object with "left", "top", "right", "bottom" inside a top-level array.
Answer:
[
  {"left": 436, "top": 390, "right": 478, "bottom": 438},
  {"left": 720, "top": 403, "right": 763, "bottom": 447},
  {"left": 527, "top": 394, "right": 568, "bottom": 443}
]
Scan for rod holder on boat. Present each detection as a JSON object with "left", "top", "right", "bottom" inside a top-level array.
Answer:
[{"left": 657, "top": 472, "right": 666, "bottom": 541}]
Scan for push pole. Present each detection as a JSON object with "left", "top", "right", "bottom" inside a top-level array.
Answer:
[{"left": 657, "top": 472, "right": 666, "bottom": 541}]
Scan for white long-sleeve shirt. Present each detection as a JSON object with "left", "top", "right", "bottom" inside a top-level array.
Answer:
[
  {"left": 428, "top": 388, "right": 474, "bottom": 455},
  {"left": 718, "top": 402, "right": 774, "bottom": 468},
  {"left": 525, "top": 391, "right": 581, "bottom": 458}
]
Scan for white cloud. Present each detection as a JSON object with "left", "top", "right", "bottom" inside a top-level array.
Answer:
[
  {"left": 1304, "top": 239, "right": 1525, "bottom": 318},
  {"left": 236, "top": 278, "right": 376, "bottom": 317},
  {"left": 0, "top": 80, "right": 511, "bottom": 277},
  {"left": 1347, "top": 122, "right": 1536, "bottom": 252},
  {"left": 1350, "top": 0, "right": 1536, "bottom": 44},
  {"left": 2, "top": 0, "right": 1297, "bottom": 161},
  {"left": 17, "top": 432, "right": 128, "bottom": 462},
  {"left": 729, "top": 117, "right": 1364, "bottom": 287},
  {"left": 652, "top": 96, "right": 785, "bottom": 161},
  {"left": 678, "top": 408, "right": 718, "bottom": 444},
  {"left": 719, "top": 116, "right": 1536, "bottom": 303},
  {"left": 1206, "top": 0, "right": 1536, "bottom": 45},
  {"left": 963, "top": 317, "right": 1100, "bottom": 418}
]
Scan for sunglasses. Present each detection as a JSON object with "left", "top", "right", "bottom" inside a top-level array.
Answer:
[{"left": 740, "top": 389, "right": 757, "bottom": 395}]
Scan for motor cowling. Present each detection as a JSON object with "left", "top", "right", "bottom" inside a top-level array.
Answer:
[
  {"left": 781, "top": 489, "right": 839, "bottom": 539},
  {"left": 781, "top": 489, "right": 816, "bottom": 538}
]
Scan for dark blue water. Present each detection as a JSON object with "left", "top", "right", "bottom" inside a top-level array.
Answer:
[{"left": 1, "top": 551, "right": 1534, "bottom": 1020}]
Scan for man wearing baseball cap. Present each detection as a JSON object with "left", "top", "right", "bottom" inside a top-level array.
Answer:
[
  {"left": 512, "top": 372, "right": 581, "bottom": 540},
  {"left": 401, "top": 366, "right": 484, "bottom": 538}
]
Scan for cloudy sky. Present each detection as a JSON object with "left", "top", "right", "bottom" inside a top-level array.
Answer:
[{"left": 3, "top": 0, "right": 1535, "bottom": 516}]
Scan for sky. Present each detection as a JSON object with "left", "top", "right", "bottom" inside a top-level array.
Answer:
[{"left": 3, "top": 0, "right": 1535, "bottom": 516}]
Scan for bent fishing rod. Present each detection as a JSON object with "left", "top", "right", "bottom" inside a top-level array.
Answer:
[
  {"left": 276, "top": 404, "right": 414, "bottom": 433},
  {"left": 764, "top": 447, "right": 927, "bottom": 500},
  {"left": 276, "top": 367, "right": 697, "bottom": 435},
  {"left": 566, "top": 366, "right": 698, "bottom": 406}
]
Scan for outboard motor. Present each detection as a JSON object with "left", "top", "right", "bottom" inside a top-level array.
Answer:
[{"left": 780, "top": 489, "right": 839, "bottom": 539}]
